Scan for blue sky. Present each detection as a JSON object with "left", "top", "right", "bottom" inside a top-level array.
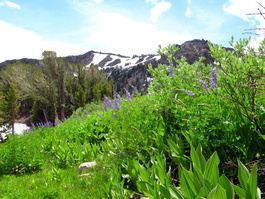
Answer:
[{"left": 0, "top": 0, "right": 264, "bottom": 62}]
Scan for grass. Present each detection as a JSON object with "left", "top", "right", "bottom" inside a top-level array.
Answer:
[{"left": 0, "top": 166, "right": 109, "bottom": 199}]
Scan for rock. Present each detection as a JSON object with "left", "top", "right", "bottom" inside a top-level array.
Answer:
[{"left": 78, "top": 161, "right": 96, "bottom": 174}]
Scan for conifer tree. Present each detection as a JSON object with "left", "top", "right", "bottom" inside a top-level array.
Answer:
[{"left": 0, "top": 82, "right": 21, "bottom": 135}]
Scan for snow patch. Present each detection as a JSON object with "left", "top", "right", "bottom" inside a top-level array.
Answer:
[{"left": 0, "top": 123, "right": 30, "bottom": 141}]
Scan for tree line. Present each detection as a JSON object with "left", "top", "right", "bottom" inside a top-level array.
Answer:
[{"left": 0, "top": 51, "right": 113, "bottom": 134}]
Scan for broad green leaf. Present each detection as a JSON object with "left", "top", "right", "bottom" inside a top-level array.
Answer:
[
  {"left": 190, "top": 145, "right": 206, "bottom": 172},
  {"left": 159, "top": 184, "right": 171, "bottom": 199},
  {"left": 180, "top": 167, "right": 200, "bottom": 196},
  {"left": 180, "top": 170, "right": 195, "bottom": 199},
  {"left": 193, "top": 165, "right": 204, "bottom": 185},
  {"left": 197, "top": 187, "right": 207, "bottom": 198},
  {"left": 167, "top": 139, "right": 183, "bottom": 156},
  {"left": 257, "top": 188, "right": 261, "bottom": 199},
  {"left": 233, "top": 185, "right": 246, "bottom": 199},
  {"left": 207, "top": 184, "right": 227, "bottom": 199},
  {"left": 219, "top": 174, "right": 235, "bottom": 199},
  {"left": 195, "top": 144, "right": 206, "bottom": 171},
  {"left": 237, "top": 160, "right": 250, "bottom": 190},
  {"left": 246, "top": 164, "right": 258, "bottom": 199},
  {"left": 169, "top": 185, "right": 186, "bottom": 199},
  {"left": 136, "top": 181, "right": 155, "bottom": 199},
  {"left": 139, "top": 164, "right": 151, "bottom": 183},
  {"left": 205, "top": 152, "right": 220, "bottom": 186}
]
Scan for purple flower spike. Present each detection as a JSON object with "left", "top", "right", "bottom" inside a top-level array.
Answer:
[
  {"left": 114, "top": 94, "right": 122, "bottom": 109},
  {"left": 169, "top": 64, "right": 174, "bottom": 77},
  {"left": 195, "top": 79, "right": 209, "bottom": 91},
  {"left": 210, "top": 67, "right": 217, "bottom": 89},
  {"left": 104, "top": 96, "right": 113, "bottom": 111},
  {"left": 180, "top": 89, "right": 195, "bottom": 97}
]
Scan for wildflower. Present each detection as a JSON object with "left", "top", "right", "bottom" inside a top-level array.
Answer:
[
  {"left": 97, "top": 113, "right": 103, "bottom": 118},
  {"left": 195, "top": 79, "right": 209, "bottom": 91},
  {"left": 104, "top": 96, "right": 113, "bottom": 111},
  {"left": 113, "top": 113, "right": 117, "bottom": 118},
  {"left": 180, "top": 89, "right": 195, "bottom": 97},
  {"left": 210, "top": 67, "right": 217, "bottom": 89},
  {"left": 169, "top": 64, "right": 175, "bottom": 77},
  {"left": 113, "top": 94, "right": 122, "bottom": 109}
]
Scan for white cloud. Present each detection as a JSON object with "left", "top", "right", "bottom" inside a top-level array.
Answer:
[
  {"left": 0, "top": 20, "right": 88, "bottom": 62},
  {"left": 86, "top": 12, "right": 192, "bottom": 56},
  {"left": 223, "top": 0, "right": 265, "bottom": 45},
  {"left": 187, "top": 0, "right": 191, "bottom": 4},
  {"left": 223, "top": 0, "right": 259, "bottom": 22},
  {"left": 0, "top": 1, "right": 21, "bottom": 9},
  {"left": 150, "top": 1, "right": 171, "bottom": 22},
  {"left": 185, "top": 6, "right": 192, "bottom": 18}
]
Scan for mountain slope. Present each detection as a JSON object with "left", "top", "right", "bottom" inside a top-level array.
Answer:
[{"left": 0, "top": 39, "right": 231, "bottom": 94}]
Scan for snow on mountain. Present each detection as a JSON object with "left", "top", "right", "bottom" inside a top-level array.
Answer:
[{"left": 87, "top": 51, "right": 161, "bottom": 70}]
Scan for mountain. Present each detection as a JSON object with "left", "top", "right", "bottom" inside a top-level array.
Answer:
[{"left": 0, "top": 39, "right": 231, "bottom": 94}]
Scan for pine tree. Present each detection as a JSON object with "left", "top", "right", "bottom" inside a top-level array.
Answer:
[{"left": 0, "top": 82, "right": 21, "bottom": 135}]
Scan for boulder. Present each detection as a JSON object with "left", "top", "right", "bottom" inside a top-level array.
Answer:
[{"left": 78, "top": 161, "right": 96, "bottom": 174}]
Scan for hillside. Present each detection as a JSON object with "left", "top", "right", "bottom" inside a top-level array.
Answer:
[
  {"left": 0, "top": 39, "right": 230, "bottom": 94},
  {"left": 0, "top": 38, "right": 264, "bottom": 198}
]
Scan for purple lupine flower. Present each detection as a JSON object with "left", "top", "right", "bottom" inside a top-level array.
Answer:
[
  {"left": 169, "top": 64, "right": 175, "bottom": 77},
  {"left": 195, "top": 79, "right": 209, "bottom": 91},
  {"left": 104, "top": 96, "right": 113, "bottom": 111},
  {"left": 210, "top": 67, "right": 217, "bottom": 89},
  {"left": 180, "top": 89, "right": 195, "bottom": 97},
  {"left": 113, "top": 94, "right": 122, "bottom": 109},
  {"left": 97, "top": 113, "right": 103, "bottom": 118},
  {"left": 113, "top": 113, "right": 117, "bottom": 119},
  {"left": 125, "top": 89, "right": 132, "bottom": 101}
]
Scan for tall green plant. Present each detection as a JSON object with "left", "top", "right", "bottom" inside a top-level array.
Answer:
[{"left": 209, "top": 37, "right": 265, "bottom": 160}]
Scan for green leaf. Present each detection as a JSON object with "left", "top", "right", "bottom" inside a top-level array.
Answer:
[
  {"left": 207, "top": 184, "right": 227, "bottom": 199},
  {"left": 219, "top": 174, "right": 235, "bottom": 199},
  {"left": 180, "top": 169, "right": 195, "bottom": 199},
  {"left": 259, "top": 133, "right": 265, "bottom": 140},
  {"left": 159, "top": 185, "right": 171, "bottom": 199},
  {"left": 167, "top": 139, "right": 183, "bottom": 156},
  {"left": 257, "top": 188, "right": 261, "bottom": 199},
  {"left": 139, "top": 164, "right": 151, "bottom": 183},
  {"left": 204, "top": 151, "right": 220, "bottom": 186},
  {"left": 246, "top": 164, "right": 258, "bottom": 199},
  {"left": 237, "top": 160, "right": 250, "bottom": 190},
  {"left": 136, "top": 181, "right": 155, "bottom": 199},
  {"left": 193, "top": 165, "right": 204, "bottom": 185},
  {"left": 233, "top": 185, "right": 246, "bottom": 199},
  {"left": 180, "top": 167, "right": 200, "bottom": 197},
  {"left": 190, "top": 145, "right": 206, "bottom": 172},
  {"left": 169, "top": 185, "right": 186, "bottom": 199},
  {"left": 197, "top": 187, "right": 207, "bottom": 198}
]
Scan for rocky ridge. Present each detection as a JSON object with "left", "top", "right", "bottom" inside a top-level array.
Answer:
[{"left": 0, "top": 39, "right": 230, "bottom": 94}]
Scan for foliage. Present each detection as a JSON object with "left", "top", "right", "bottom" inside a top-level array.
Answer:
[
  {"left": 0, "top": 82, "right": 21, "bottom": 135},
  {"left": 0, "top": 52, "right": 113, "bottom": 126},
  {"left": 0, "top": 37, "right": 264, "bottom": 198},
  {"left": 148, "top": 39, "right": 265, "bottom": 162}
]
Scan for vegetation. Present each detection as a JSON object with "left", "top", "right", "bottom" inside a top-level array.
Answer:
[
  {"left": 0, "top": 37, "right": 264, "bottom": 198},
  {"left": 0, "top": 51, "right": 113, "bottom": 128}
]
